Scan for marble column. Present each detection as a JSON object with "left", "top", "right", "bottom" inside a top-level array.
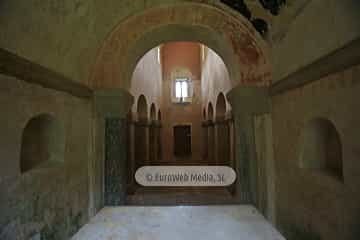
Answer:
[
  {"left": 94, "top": 89, "right": 134, "bottom": 206},
  {"left": 227, "top": 86, "right": 270, "bottom": 204}
]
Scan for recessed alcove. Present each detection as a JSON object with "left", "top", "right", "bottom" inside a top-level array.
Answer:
[
  {"left": 299, "top": 118, "right": 343, "bottom": 181},
  {"left": 20, "top": 114, "right": 65, "bottom": 173}
]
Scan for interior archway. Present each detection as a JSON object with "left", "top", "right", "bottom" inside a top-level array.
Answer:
[
  {"left": 91, "top": 3, "right": 270, "bottom": 90},
  {"left": 216, "top": 92, "right": 227, "bottom": 120},
  {"left": 208, "top": 103, "right": 214, "bottom": 121},
  {"left": 137, "top": 95, "right": 148, "bottom": 121},
  {"left": 150, "top": 103, "right": 156, "bottom": 121}
]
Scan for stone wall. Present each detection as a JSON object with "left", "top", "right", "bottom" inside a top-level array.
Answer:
[
  {"left": 272, "top": 63, "right": 360, "bottom": 240},
  {"left": 0, "top": 75, "right": 92, "bottom": 239}
]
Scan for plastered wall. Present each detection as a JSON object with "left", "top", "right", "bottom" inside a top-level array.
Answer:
[
  {"left": 130, "top": 47, "right": 162, "bottom": 118},
  {"left": 160, "top": 42, "right": 203, "bottom": 163},
  {"left": 272, "top": 0, "right": 360, "bottom": 82},
  {"left": 0, "top": 75, "right": 93, "bottom": 239},
  {"left": 272, "top": 63, "right": 360, "bottom": 240},
  {"left": 201, "top": 48, "right": 232, "bottom": 117}
]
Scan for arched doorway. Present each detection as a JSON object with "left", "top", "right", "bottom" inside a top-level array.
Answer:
[
  {"left": 91, "top": 3, "right": 270, "bottom": 205},
  {"left": 91, "top": 3, "right": 270, "bottom": 90}
]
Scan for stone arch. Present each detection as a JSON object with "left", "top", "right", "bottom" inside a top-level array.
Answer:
[
  {"left": 216, "top": 92, "right": 227, "bottom": 120},
  {"left": 299, "top": 118, "right": 343, "bottom": 180},
  {"left": 91, "top": 2, "right": 270, "bottom": 90},
  {"left": 137, "top": 95, "right": 148, "bottom": 121},
  {"left": 203, "top": 108, "right": 207, "bottom": 120},
  {"left": 150, "top": 103, "right": 156, "bottom": 121},
  {"left": 20, "top": 114, "right": 65, "bottom": 173}
]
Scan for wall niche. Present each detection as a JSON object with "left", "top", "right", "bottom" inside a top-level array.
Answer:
[
  {"left": 20, "top": 114, "right": 65, "bottom": 173},
  {"left": 299, "top": 118, "right": 343, "bottom": 181}
]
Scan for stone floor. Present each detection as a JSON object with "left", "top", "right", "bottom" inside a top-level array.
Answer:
[{"left": 71, "top": 205, "right": 285, "bottom": 240}]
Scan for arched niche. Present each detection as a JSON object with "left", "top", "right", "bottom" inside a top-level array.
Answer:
[
  {"left": 208, "top": 103, "right": 214, "bottom": 121},
  {"left": 216, "top": 92, "right": 227, "bottom": 120},
  {"left": 137, "top": 95, "right": 148, "bottom": 121},
  {"left": 150, "top": 103, "right": 156, "bottom": 121},
  {"left": 299, "top": 118, "right": 343, "bottom": 181},
  {"left": 20, "top": 114, "right": 65, "bottom": 173},
  {"left": 91, "top": 3, "right": 270, "bottom": 90},
  {"left": 158, "top": 110, "right": 162, "bottom": 121}
]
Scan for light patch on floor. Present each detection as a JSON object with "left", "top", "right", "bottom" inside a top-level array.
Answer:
[{"left": 71, "top": 205, "right": 285, "bottom": 240}]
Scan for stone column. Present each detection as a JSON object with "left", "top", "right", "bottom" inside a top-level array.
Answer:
[
  {"left": 207, "top": 120, "right": 215, "bottom": 165},
  {"left": 156, "top": 121, "right": 163, "bottom": 161},
  {"left": 149, "top": 120, "right": 158, "bottom": 164},
  {"left": 94, "top": 89, "right": 134, "bottom": 206},
  {"left": 228, "top": 116, "right": 237, "bottom": 195},
  {"left": 214, "top": 121, "right": 219, "bottom": 165},
  {"left": 215, "top": 119, "right": 230, "bottom": 166},
  {"left": 135, "top": 119, "right": 150, "bottom": 167},
  {"left": 201, "top": 121, "right": 209, "bottom": 162},
  {"left": 227, "top": 86, "right": 270, "bottom": 204},
  {"left": 126, "top": 118, "right": 136, "bottom": 193}
]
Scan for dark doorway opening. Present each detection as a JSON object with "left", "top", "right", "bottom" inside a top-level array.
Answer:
[{"left": 174, "top": 125, "right": 192, "bottom": 157}]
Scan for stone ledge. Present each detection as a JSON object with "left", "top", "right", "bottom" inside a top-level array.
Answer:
[
  {"left": 0, "top": 48, "right": 93, "bottom": 98},
  {"left": 270, "top": 37, "right": 360, "bottom": 96}
]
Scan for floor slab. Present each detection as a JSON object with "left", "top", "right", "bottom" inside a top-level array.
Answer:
[{"left": 71, "top": 205, "right": 285, "bottom": 240}]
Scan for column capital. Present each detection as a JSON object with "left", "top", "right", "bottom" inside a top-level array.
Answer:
[
  {"left": 94, "top": 88, "right": 134, "bottom": 118},
  {"left": 227, "top": 86, "right": 270, "bottom": 114}
]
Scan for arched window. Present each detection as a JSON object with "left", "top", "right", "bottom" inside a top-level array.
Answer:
[
  {"left": 299, "top": 118, "right": 343, "bottom": 181},
  {"left": 20, "top": 114, "right": 65, "bottom": 173},
  {"left": 174, "top": 78, "right": 192, "bottom": 103}
]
